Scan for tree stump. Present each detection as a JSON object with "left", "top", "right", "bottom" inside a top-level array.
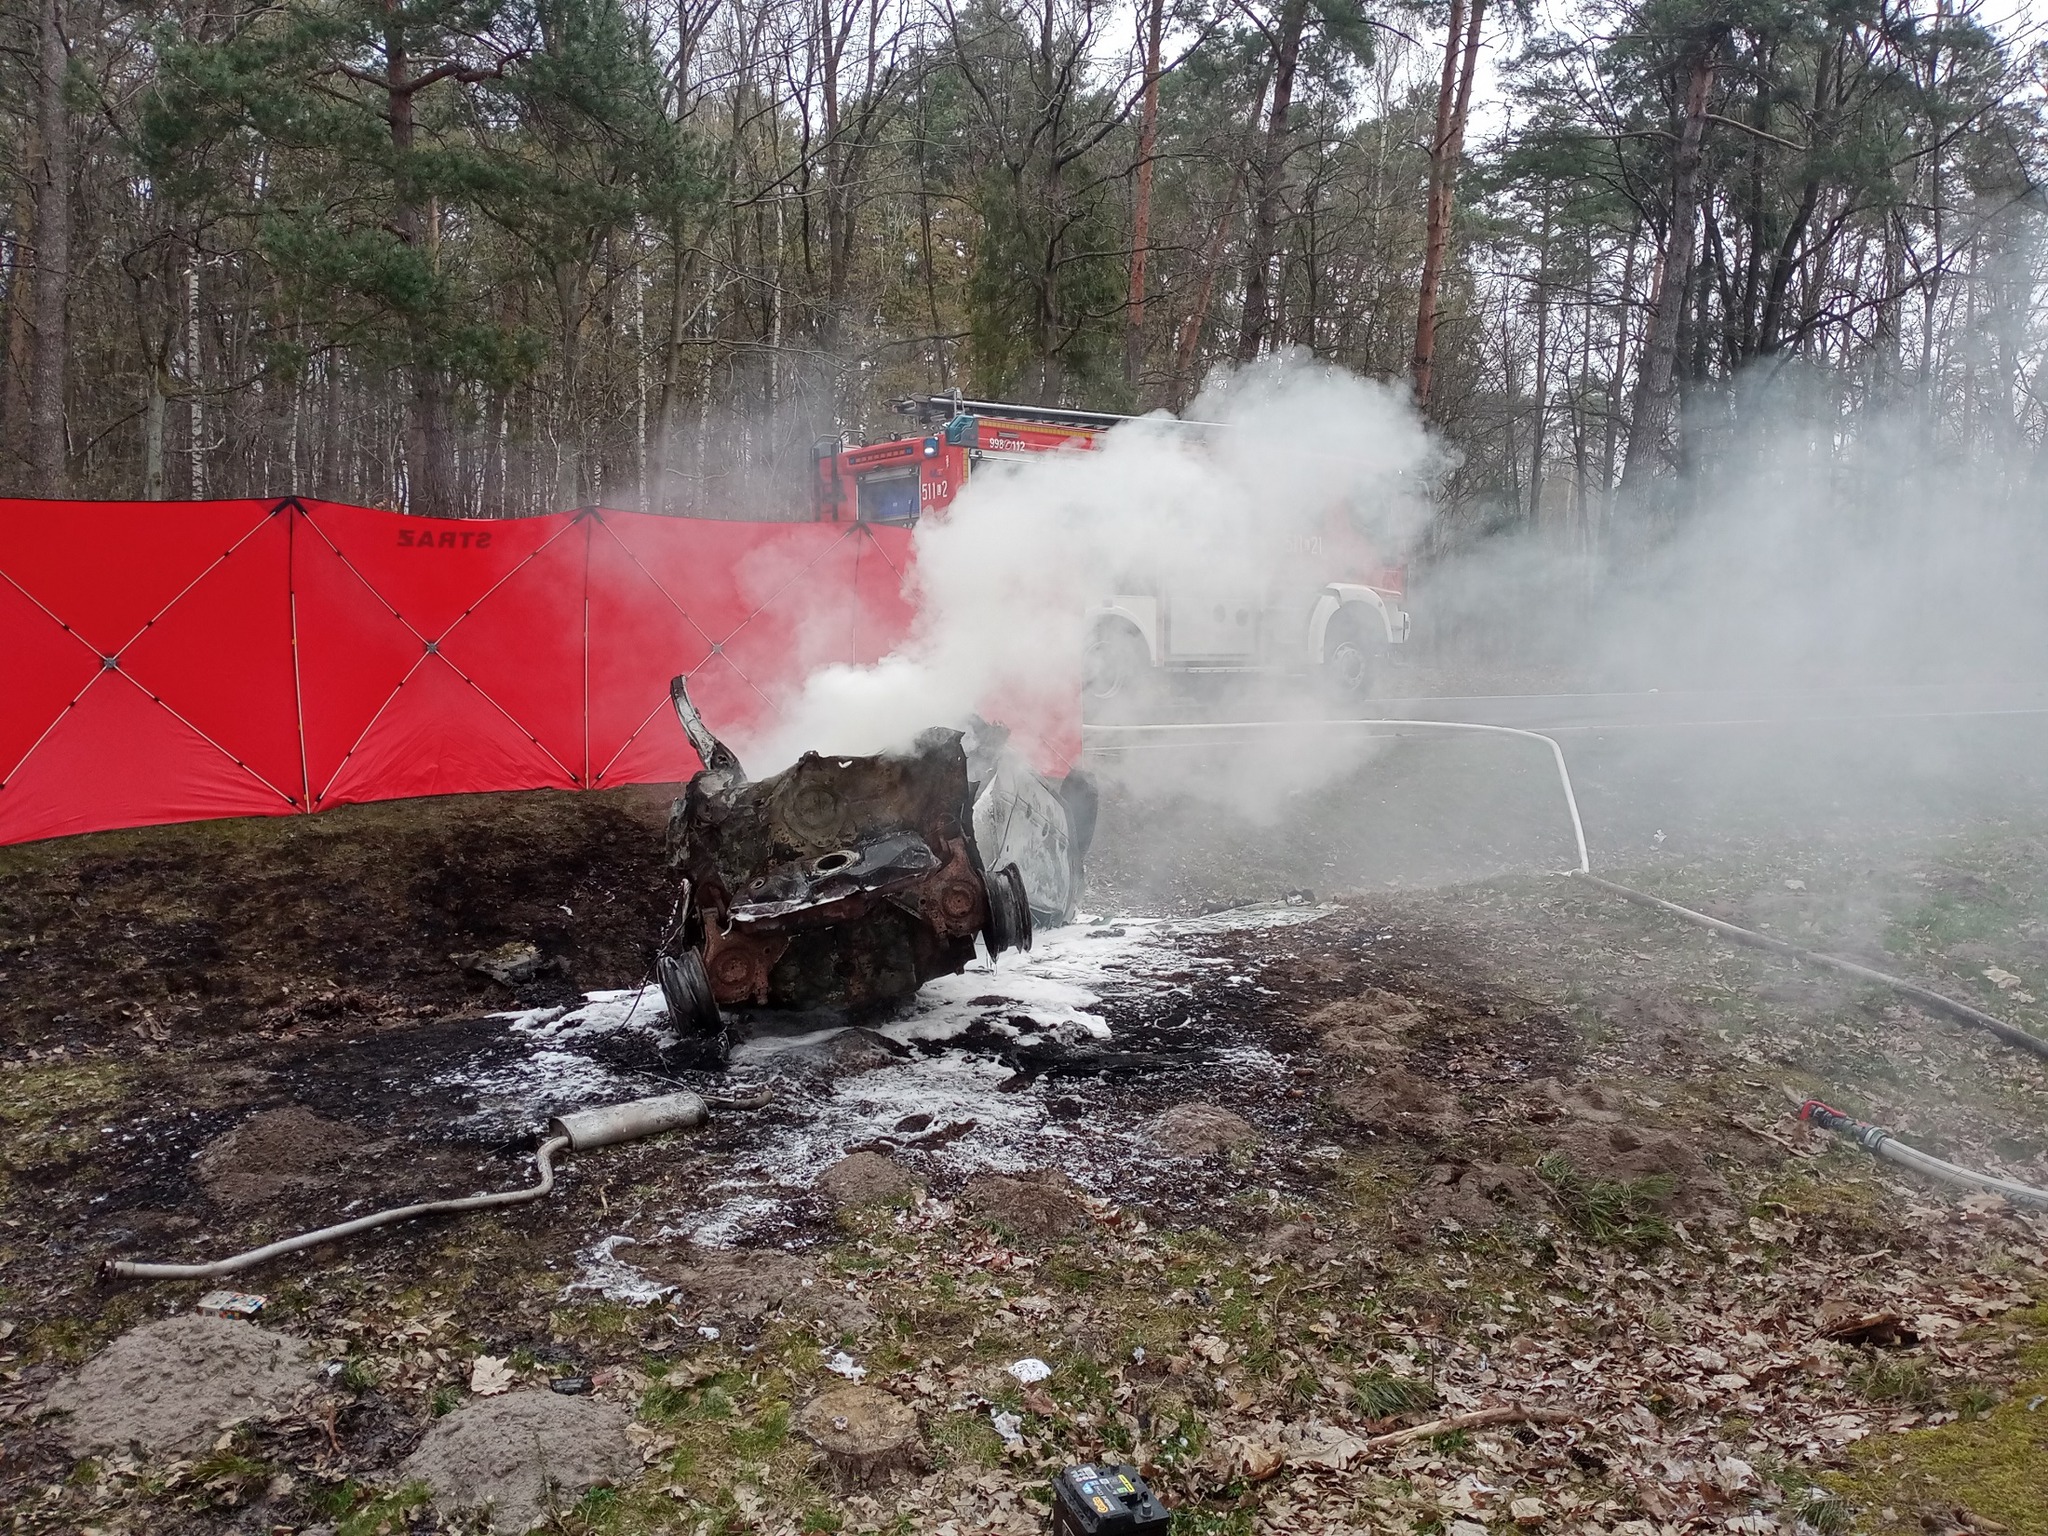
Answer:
[{"left": 796, "top": 1385, "right": 922, "bottom": 1487}]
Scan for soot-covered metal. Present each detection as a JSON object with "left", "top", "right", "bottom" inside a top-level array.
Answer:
[{"left": 657, "top": 677, "right": 1055, "bottom": 1067}]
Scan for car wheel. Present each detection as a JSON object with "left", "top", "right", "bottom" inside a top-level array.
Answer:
[
  {"left": 982, "top": 863, "right": 1034, "bottom": 955},
  {"left": 658, "top": 948, "right": 727, "bottom": 1067}
]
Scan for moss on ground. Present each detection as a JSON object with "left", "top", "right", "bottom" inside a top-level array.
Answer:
[
  {"left": 1827, "top": 1310, "right": 2048, "bottom": 1534},
  {"left": 0, "top": 1057, "right": 131, "bottom": 1179}
]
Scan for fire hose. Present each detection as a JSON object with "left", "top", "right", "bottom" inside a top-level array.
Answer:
[
  {"left": 1086, "top": 717, "right": 2048, "bottom": 1207},
  {"left": 1795, "top": 1099, "right": 2048, "bottom": 1208}
]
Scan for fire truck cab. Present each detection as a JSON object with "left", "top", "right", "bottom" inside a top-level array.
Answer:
[{"left": 812, "top": 396, "right": 1410, "bottom": 702}]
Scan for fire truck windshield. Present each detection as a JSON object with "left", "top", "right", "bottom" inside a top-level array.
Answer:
[{"left": 857, "top": 468, "right": 920, "bottom": 524}]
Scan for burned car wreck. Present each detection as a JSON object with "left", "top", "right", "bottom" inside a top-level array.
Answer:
[{"left": 657, "top": 678, "right": 1095, "bottom": 1067}]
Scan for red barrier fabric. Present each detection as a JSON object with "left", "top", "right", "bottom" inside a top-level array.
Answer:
[{"left": 0, "top": 499, "right": 916, "bottom": 845}]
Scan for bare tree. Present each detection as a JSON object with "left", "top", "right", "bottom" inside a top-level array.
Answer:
[
  {"left": 1124, "top": 0, "right": 1163, "bottom": 391},
  {"left": 1410, "top": 0, "right": 1485, "bottom": 407},
  {"left": 1236, "top": 0, "right": 1308, "bottom": 362},
  {"left": 30, "top": 0, "right": 69, "bottom": 493},
  {"left": 1620, "top": 34, "right": 1718, "bottom": 489}
]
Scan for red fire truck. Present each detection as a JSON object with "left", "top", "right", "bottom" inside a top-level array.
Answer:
[{"left": 813, "top": 396, "right": 1410, "bottom": 702}]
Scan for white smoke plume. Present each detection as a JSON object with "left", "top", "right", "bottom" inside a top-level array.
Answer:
[{"left": 742, "top": 355, "right": 1450, "bottom": 772}]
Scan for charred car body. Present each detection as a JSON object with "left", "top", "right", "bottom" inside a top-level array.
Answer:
[{"left": 657, "top": 679, "right": 1094, "bottom": 1066}]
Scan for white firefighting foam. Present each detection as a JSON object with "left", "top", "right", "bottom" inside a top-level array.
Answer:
[{"left": 437, "top": 904, "right": 1332, "bottom": 1296}]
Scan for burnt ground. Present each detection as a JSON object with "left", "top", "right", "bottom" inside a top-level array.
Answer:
[{"left": 3, "top": 732, "right": 2048, "bottom": 1536}]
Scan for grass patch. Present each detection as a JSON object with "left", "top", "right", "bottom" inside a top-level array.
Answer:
[
  {"left": 641, "top": 1375, "right": 740, "bottom": 1425},
  {"left": 1351, "top": 1367, "right": 1437, "bottom": 1421},
  {"left": 1788, "top": 1486, "right": 1853, "bottom": 1535},
  {"left": 334, "top": 1482, "right": 433, "bottom": 1536},
  {"left": 728, "top": 1402, "right": 791, "bottom": 1460},
  {"left": 1533, "top": 1152, "right": 1674, "bottom": 1248},
  {"left": 182, "top": 1448, "right": 272, "bottom": 1507},
  {"left": 1168, "top": 1508, "right": 1255, "bottom": 1534},
  {"left": 930, "top": 1409, "right": 1007, "bottom": 1468},
  {"left": 1847, "top": 1352, "right": 1942, "bottom": 1409}
]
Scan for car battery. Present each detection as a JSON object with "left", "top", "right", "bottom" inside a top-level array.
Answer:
[{"left": 1049, "top": 1463, "right": 1170, "bottom": 1535}]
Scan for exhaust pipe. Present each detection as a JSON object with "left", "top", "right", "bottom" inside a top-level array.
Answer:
[
  {"left": 104, "top": 1091, "right": 711, "bottom": 1283},
  {"left": 550, "top": 1090, "right": 707, "bottom": 1151}
]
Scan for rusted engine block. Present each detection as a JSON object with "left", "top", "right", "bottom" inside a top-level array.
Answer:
[{"left": 657, "top": 679, "right": 1031, "bottom": 1066}]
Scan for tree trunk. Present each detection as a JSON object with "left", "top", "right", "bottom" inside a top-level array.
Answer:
[
  {"left": 1601, "top": 215, "right": 1642, "bottom": 521},
  {"left": 1572, "top": 264, "right": 1593, "bottom": 553},
  {"left": 1124, "top": 0, "right": 1164, "bottom": 392},
  {"left": 1757, "top": 32, "right": 1837, "bottom": 354},
  {"left": 1173, "top": 71, "right": 1266, "bottom": 402},
  {"left": 654, "top": 231, "right": 696, "bottom": 512},
  {"left": 3, "top": 206, "right": 33, "bottom": 473},
  {"left": 1620, "top": 38, "right": 1718, "bottom": 491},
  {"left": 317, "top": 357, "right": 341, "bottom": 495},
  {"left": 186, "top": 263, "right": 206, "bottom": 496},
  {"left": 143, "top": 366, "right": 167, "bottom": 497},
  {"left": 480, "top": 385, "right": 506, "bottom": 513},
  {"left": 554, "top": 259, "right": 588, "bottom": 510},
  {"left": 1173, "top": 166, "right": 1247, "bottom": 405},
  {"left": 1527, "top": 203, "right": 1552, "bottom": 524},
  {"left": 383, "top": 6, "right": 458, "bottom": 515},
  {"left": 1410, "top": 0, "right": 1486, "bottom": 407},
  {"left": 1235, "top": 0, "right": 1307, "bottom": 364},
  {"left": 30, "top": 0, "right": 70, "bottom": 495}
]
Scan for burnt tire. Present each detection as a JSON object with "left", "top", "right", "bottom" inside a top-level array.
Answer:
[
  {"left": 983, "top": 863, "right": 1033, "bottom": 956},
  {"left": 658, "top": 948, "right": 728, "bottom": 1068}
]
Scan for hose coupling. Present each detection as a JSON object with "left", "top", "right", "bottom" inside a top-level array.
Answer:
[{"left": 1798, "top": 1099, "right": 1890, "bottom": 1150}]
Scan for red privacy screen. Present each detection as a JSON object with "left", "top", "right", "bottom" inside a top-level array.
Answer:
[{"left": 0, "top": 498, "right": 916, "bottom": 845}]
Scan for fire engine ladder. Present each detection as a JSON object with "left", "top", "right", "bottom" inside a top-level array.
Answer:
[{"left": 892, "top": 395, "right": 1214, "bottom": 432}]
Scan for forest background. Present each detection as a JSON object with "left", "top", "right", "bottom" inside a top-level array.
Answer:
[{"left": 1, "top": 0, "right": 2042, "bottom": 599}]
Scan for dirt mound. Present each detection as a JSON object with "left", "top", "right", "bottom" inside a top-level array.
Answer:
[
  {"left": 818, "top": 1151, "right": 921, "bottom": 1208},
  {"left": 1303, "top": 990, "right": 1426, "bottom": 1063},
  {"left": 41, "top": 1316, "right": 316, "bottom": 1454},
  {"left": 1, "top": 788, "right": 672, "bottom": 1053},
  {"left": 960, "top": 1170, "right": 1090, "bottom": 1238},
  {"left": 1326, "top": 1068, "right": 1459, "bottom": 1142},
  {"left": 398, "top": 1389, "right": 633, "bottom": 1532},
  {"left": 1398, "top": 1160, "right": 1548, "bottom": 1238},
  {"left": 194, "top": 1104, "right": 484, "bottom": 1214},
  {"left": 1542, "top": 1122, "right": 1732, "bottom": 1219},
  {"left": 195, "top": 1105, "right": 392, "bottom": 1209},
  {"left": 628, "top": 1243, "right": 875, "bottom": 1333},
  {"left": 1146, "top": 1103, "right": 1257, "bottom": 1157},
  {"left": 1525, "top": 1076, "right": 1626, "bottom": 1125}
]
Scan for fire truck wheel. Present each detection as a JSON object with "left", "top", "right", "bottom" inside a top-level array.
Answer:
[
  {"left": 1320, "top": 612, "right": 1385, "bottom": 703},
  {"left": 1082, "top": 623, "right": 1156, "bottom": 714}
]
